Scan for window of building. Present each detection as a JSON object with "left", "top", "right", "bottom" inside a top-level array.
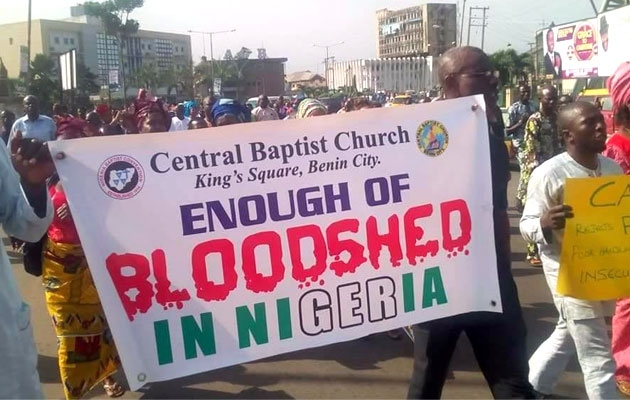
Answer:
[
  {"left": 55, "top": 37, "right": 60, "bottom": 44},
  {"left": 9, "top": 38, "right": 13, "bottom": 45},
  {"left": 50, "top": 46, "right": 55, "bottom": 52},
  {"left": 148, "top": 44, "right": 152, "bottom": 50},
  {"left": 70, "top": 38, "right": 75, "bottom": 45},
  {"left": 63, "top": 38, "right": 69, "bottom": 45}
]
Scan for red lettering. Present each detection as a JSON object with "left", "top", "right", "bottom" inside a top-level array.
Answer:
[
  {"left": 152, "top": 249, "right": 191, "bottom": 310},
  {"left": 440, "top": 199, "right": 472, "bottom": 252},
  {"left": 242, "top": 232, "right": 286, "bottom": 292},
  {"left": 326, "top": 218, "right": 367, "bottom": 276},
  {"left": 191, "top": 239, "right": 238, "bottom": 301},
  {"left": 105, "top": 253, "right": 154, "bottom": 321},
  {"left": 287, "top": 224, "right": 328, "bottom": 283},
  {"left": 404, "top": 205, "right": 439, "bottom": 265},
  {"left": 366, "top": 215, "right": 402, "bottom": 269}
]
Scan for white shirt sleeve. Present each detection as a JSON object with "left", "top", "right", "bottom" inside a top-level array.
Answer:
[
  {"left": 0, "top": 145, "right": 52, "bottom": 242},
  {"left": 520, "top": 166, "right": 554, "bottom": 245}
]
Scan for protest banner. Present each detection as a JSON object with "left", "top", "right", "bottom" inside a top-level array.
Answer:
[
  {"left": 558, "top": 175, "right": 630, "bottom": 300},
  {"left": 48, "top": 95, "right": 501, "bottom": 390}
]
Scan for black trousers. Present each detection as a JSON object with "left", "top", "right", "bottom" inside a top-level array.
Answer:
[{"left": 407, "top": 211, "right": 534, "bottom": 399}]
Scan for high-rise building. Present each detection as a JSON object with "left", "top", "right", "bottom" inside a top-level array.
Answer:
[
  {"left": 0, "top": 6, "right": 191, "bottom": 88},
  {"left": 330, "top": 57, "right": 436, "bottom": 92},
  {"left": 376, "top": 3, "right": 457, "bottom": 59}
]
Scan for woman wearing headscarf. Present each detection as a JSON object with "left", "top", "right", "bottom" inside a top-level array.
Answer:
[
  {"left": 605, "top": 62, "right": 630, "bottom": 396},
  {"left": 42, "top": 119, "right": 125, "bottom": 399},
  {"left": 210, "top": 101, "right": 251, "bottom": 126},
  {"left": 133, "top": 89, "right": 171, "bottom": 133},
  {"left": 296, "top": 98, "right": 327, "bottom": 119}
]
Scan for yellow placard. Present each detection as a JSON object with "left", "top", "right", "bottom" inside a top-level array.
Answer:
[{"left": 558, "top": 175, "right": 630, "bottom": 300}]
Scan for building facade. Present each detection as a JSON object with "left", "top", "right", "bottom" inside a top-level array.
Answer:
[
  {"left": 286, "top": 71, "right": 326, "bottom": 91},
  {"left": 330, "top": 57, "right": 435, "bottom": 92},
  {"left": 376, "top": 3, "right": 457, "bottom": 58},
  {"left": 211, "top": 58, "right": 288, "bottom": 100},
  {"left": 0, "top": 6, "right": 191, "bottom": 89}
]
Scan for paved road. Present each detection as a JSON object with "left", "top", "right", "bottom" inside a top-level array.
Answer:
[{"left": 9, "top": 171, "right": 588, "bottom": 399}]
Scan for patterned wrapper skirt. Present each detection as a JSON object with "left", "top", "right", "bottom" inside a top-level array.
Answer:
[{"left": 42, "top": 238, "right": 120, "bottom": 399}]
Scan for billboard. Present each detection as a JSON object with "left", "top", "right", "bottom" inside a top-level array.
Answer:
[
  {"left": 597, "top": 5, "right": 630, "bottom": 76},
  {"left": 539, "top": 5, "right": 630, "bottom": 79}
]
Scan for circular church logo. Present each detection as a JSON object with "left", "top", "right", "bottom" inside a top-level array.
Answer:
[
  {"left": 98, "top": 155, "right": 145, "bottom": 200},
  {"left": 416, "top": 120, "right": 449, "bottom": 157}
]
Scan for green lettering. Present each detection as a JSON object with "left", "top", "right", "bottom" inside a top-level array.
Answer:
[
  {"left": 589, "top": 181, "right": 616, "bottom": 207},
  {"left": 181, "top": 312, "right": 216, "bottom": 360},
  {"left": 154, "top": 319, "right": 173, "bottom": 365},
  {"left": 402, "top": 272, "right": 415, "bottom": 312},
  {"left": 236, "top": 302, "right": 269, "bottom": 349},
  {"left": 276, "top": 298, "right": 293, "bottom": 340},
  {"left": 422, "top": 266, "right": 447, "bottom": 308},
  {"left": 619, "top": 185, "right": 630, "bottom": 206}
]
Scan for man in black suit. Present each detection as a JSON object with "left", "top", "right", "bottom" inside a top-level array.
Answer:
[{"left": 544, "top": 29, "right": 563, "bottom": 79}]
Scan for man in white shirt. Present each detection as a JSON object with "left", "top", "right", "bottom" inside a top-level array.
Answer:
[
  {"left": 520, "top": 101, "right": 623, "bottom": 398},
  {"left": 0, "top": 131, "right": 54, "bottom": 398},
  {"left": 251, "top": 95, "right": 279, "bottom": 122},
  {"left": 169, "top": 104, "right": 190, "bottom": 132},
  {"left": 8, "top": 95, "right": 56, "bottom": 144}
]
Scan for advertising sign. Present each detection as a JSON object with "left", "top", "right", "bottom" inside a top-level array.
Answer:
[
  {"left": 539, "top": 5, "right": 630, "bottom": 79},
  {"left": 48, "top": 96, "right": 501, "bottom": 390}
]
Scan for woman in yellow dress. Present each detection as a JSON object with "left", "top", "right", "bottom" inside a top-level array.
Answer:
[{"left": 42, "top": 118, "right": 125, "bottom": 399}]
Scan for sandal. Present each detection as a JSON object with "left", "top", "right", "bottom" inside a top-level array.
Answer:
[
  {"left": 527, "top": 256, "right": 543, "bottom": 267},
  {"left": 617, "top": 380, "right": 630, "bottom": 397},
  {"left": 103, "top": 381, "right": 126, "bottom": 398}
]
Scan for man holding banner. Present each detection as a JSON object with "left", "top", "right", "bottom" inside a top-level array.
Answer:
[
  {"left": 407, "top": 46, "right": 533, "bottom": 399},
  {"left": 520, "top": 101, "right": 622, "bottom": 399}
]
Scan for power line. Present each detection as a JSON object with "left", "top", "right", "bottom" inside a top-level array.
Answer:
[{"left": 467, "top": 6, "right": 489, "bottom": 50}]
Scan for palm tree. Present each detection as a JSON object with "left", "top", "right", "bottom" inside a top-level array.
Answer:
[{"left": 130, "top": 64, "right": 159, "bottom": 90}]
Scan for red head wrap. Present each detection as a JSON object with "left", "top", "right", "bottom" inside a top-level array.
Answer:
[
  {"left": 56, "top": 118, "right": 87, "bottom": 139},
  {"left": 606, "top": 62, "right": 630, "bottom": 112},
  {"left": 133, "top": 89, "right": 171, "bottom": 132}
]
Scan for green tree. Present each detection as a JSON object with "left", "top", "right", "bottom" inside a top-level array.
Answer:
[
  {"left": 490, "top": 49, "right": 533, "bottom": 88},
  {"left": 28, "top": 54, "right": 58, "bottom": 111},
  {"left": 77, "top": 63, "right": 100, "bottom": 96},
  {"left": 129, "top": 64, "right": 159, "bottom": 90},
  {"left": 83, "top": 0, "right": 144, "bottom": 99}
]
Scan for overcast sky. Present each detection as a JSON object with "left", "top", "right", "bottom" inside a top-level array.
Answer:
[{"left": 1, "top": 0, "right": 602, "bottom": 73}]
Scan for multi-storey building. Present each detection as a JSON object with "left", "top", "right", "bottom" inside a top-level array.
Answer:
[
  {"left": 376, "top": 3, "right": 457, "bottom": 58},
  {"left": 330, "top": 57, "right": 436, "bottom": 92},
  {"left": 0, "top": 5, "right": 191, "bottom": 89}
]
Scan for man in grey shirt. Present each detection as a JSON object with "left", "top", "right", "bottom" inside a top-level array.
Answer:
[
  {"left": 0, "top": 132, "right": 54, "bottom": 398},
  {"left": 9, "top": 95, "right": 56, "bottom": 144}
]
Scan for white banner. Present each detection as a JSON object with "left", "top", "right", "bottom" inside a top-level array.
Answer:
[{"left": 48, "top": 95, "right": 501, "bottom": 390}]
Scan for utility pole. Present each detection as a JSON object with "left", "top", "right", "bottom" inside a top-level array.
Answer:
[
  {"left": 528, "top": 42, "right": 538, "bottom": 89},
  {"left": 26, "top": 0, "right": 32, "bottom": 88},
  {"left": 468, "top": 6, "right": 489, "bottom": 50},
  {"left": 459, "top": 0, "right": 467, "bottom": 46},
  {"left": 314, "top": 42, "right": 344, "bottom": 90},
  {"left": 188, "top": 29, "right": 236, "bottom": 93}
]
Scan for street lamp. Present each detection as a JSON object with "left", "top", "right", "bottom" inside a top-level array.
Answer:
[
  {"left": 188, "top": 29, "right": 236, "bottom": 94},
  {"left": 314, "top": 42, "right": 344, "bottom": 89}
]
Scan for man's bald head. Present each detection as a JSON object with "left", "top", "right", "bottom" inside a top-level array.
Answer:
[
  {"left": 537, "top": 84, "right": 558, "bottom": 98},
  {"left": 23, "top": 95, "right": 40, "bottom": 120},
  {"left": 558, "top": 101, "right": 607, "bottom": 154},
  {"left": 438, "top": 46, "right": 499, "bottom": 121},
  {"left": 438, "top": 46, "right": 489, "bottom": 83},
  {"left": 558, "top": 101, "right": 599, "bottom": 132},
  {"left": 537, "top": 84, "right": 558, "bottom": 115}
]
